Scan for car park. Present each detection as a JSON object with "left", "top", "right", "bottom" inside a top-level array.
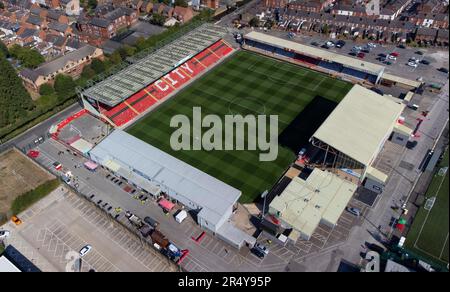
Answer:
[
  {"left": 346, "top": 207, "right": 361, "bottom": 217},
  {"left": 0, "top": 230, "right": 10, "bottom": 239},
  {"left": 79, "top": 245, "right": 92, "bottom": 257}
]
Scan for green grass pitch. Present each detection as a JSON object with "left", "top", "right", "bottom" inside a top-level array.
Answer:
[
  {"left": 127, "top": 50, "right": 352, "bottom": 203},
  {"left": 405, "top": 149, "right": 449, "bottom": 267}
]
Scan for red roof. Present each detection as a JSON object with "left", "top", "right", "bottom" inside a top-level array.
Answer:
[{"left": 158, "top": 198, "right": 175, "bottom": 211}]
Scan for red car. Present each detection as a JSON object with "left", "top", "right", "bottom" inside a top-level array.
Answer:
[
  {"left": 357, "top": 52, "right": 365, "bottom": 59},
  {"left": 390, "top": 52, "right": 400, "bottom": 57}
]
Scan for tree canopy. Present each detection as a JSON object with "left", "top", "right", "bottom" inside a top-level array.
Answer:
[
  {"left": 0, "top": 52, "right": 34, "bottom": 128},
  {"left": 151, "top": 13, "right": 167, "bottom": 26},
  {"left": 54, "top": 74, "right": 76, "bottom": 101},
  {"left": 9, "top": 45, "right": 45, "bottom": 69}
]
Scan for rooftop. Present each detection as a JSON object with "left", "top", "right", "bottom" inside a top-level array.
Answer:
[
  {"left": 244, "top": 31, "right": 385, "bottom": 75},
  {"left": 269, "top": 169, "right": 357, "bottom": 239},
  {"left": 20, "top": 45, "right": 99, "bottom": 81},
  {"left": 89, "top": 129, "right": 241, "bottom": 226},
  {"left": 82, "top": 23, "right": 228, "bottom": 107},
  {"left": 312, "top": 85, "right": 404, "bottom": 166}
]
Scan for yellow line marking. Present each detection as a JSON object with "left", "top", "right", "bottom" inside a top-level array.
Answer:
[
  {"left": 101, "top": 114, "right": 117, "bottom": 127},
  {"left": 123, "top": 101, "right": 140, "bottom": 115},
  {"left": 162, "top": 77, "right": 177, "bottom": 90},
  {"left": 193, "top": 57, "right": 207, "bottom": 68},
  {"left": 143, "top": 88, "right": 159, "bottom": 102},
  {"left": 178, "top": 67, "right": 192, "bottom": 79},
  {"left": 208, "top": 47, "right": 220, "bottom": 59}
]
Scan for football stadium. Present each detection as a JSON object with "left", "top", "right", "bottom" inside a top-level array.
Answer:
[{"left": 77, "top": 23, "right": 411, "bottom": 246}]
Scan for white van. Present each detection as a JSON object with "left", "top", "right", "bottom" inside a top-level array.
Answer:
[{"left": 175, "top": 210, "right": 188, "bottom": 223}]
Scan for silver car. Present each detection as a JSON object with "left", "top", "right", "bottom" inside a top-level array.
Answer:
[{"left": 346, "top": 207, "right": 361, "bottom": 217}]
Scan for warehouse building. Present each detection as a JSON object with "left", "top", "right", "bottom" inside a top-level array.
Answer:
[
  {"left": 89, "top": 129, "right": 255, "bottom": 249},
  {"left": 269, "top": 168, "right": 357, "bottom": 241}
]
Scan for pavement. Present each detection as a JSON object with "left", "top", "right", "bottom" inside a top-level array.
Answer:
[{"left": 1, "top": 186, "right": 176, "bottom": 272}]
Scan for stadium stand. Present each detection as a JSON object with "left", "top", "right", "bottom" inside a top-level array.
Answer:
[{"left": 80, "top": 24, "right": 234, "bottom": 127}]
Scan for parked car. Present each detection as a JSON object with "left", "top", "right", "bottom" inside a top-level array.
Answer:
[
  {"left": 420, "top": 59, "right": 430, "bottom": 65},
  {"left": 335, "top": 40, "right": 346, "bottom": 48},
  {"left": 254, "top": 243, "right": 269, "bottom": 255},
  {"left": 326, "top": 41, "right": 335, "bottom": 47},
  {"left": 251, "top": 247, "right": 266, "bottom": 259},
  {"left": 346, "top": 207, "right": 361, "bottom": 217},
  {"left": 438, "top": 67, "right": 449, "bottom": 74},
  {"left": 415, "top": 50, "right": 424, "bottom": 55},
  {"left": 144, "top": 216, "right": 159, "bottom": 228},
  {"left": 357, "top": 52, "right": 365, "bottom": 59},
  {"left": 11, "top": 216, "right": 22, "bottom": 226},
  {"left": 0, "top": 230, "right": 10, "bottom": 239},
  {"left": 388, "top": 55, "right": 397, "bottom": 61},
  {"left": 384, "top": 61, "right": 393, "bottom": 65},
  {"left": 311, "top": 41, "right": 320, "bottom": 47},
  {"left": 390, "top": 52, "right": 400, "bottom": 57},
  {"left": 398, "top": 44, "right": 406, "bottom": 49},
  {"left": 79, "top": 245, "right": 92, "bottom": 257},
  {"left": 52, "top": 161, "right": 62, "bottom": 170},
  {"left": 368, "top": 43, "right": 376, "bottom": 48},
  {"left": 406, "top": 140, "right": 418, "bottom": 149},
  {"left": 408, "top": 62, "right": 418, "bottom": 68}
]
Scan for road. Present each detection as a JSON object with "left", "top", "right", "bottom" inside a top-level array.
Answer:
[{"left": 0, "top": 102, "right": 82, "bottom": 154}]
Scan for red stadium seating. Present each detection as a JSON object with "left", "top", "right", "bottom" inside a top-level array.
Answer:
[
  {"left": 126, "top": 90, "right": 157, "bottom": 113},
  {"left": 97, "top": 40, "right": 234, "bottom": 127}
]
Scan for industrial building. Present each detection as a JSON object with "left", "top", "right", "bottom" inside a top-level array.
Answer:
[
  {"left": 310, "top": 85, "right": 410, "bottom": 192},
  {"left": 89, "top": 129, "right": 255, "bottom": 249},
  {"left": 268, "top": 168, "right": 357, "bottom": 241}
]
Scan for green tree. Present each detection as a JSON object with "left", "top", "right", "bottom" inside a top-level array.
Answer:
[
  {"left": 109, "top": 51, "right": 122, "bottom": 65},
  {"left": 90, "top": 58, "right": 106, "bottom": 74},
  {"left": 0, "top": 2, "right": 5, "bottom": 10},
  {"left": 118, "top": 45, "right": 136, "bottom": 60},
  {"left": 174, "top": 0, "right": 188, "bottom": 7},
  {"left": 88, "top": 0, "right": 97, "bottom": 9},
  {"left": 39, "top": 83, "right": 54, "bottom": 96},
  {"left": 249, "top": 17, "right": 260, "bottom": 28},
  {"left": 150, "top": 13, "right": 167, "bottom": 26},
  {"left": 81, "top": 65, "right": 96, "bottom": 79},
  {"left": 9, "top": 45, "right": 45, "bottom": 69},
  {"left": 0, "top": 40, "right": 8, "bottom": 57},
  {"left": 54, "top": 74, "right": 76, "bottom": 101},
  {"left": 0, "top": 51, "right": 34, "bottom": 128}
]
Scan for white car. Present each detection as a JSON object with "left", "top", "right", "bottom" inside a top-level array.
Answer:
[
  {"left": 254, "top": 243, "right": 269, "bottom": 255},
  {"left": 326, "top": 41, "right": 335, "bottom": 47},
  {"left": 79, "top": 245, "right": 92, "bottom": 257},
  {"left": 388, "top": 55, "right": 397, "bottom": 60},
  {"left": 0, "top": 230, "right": 10, "bottom": 239},
  {"left": 368, "top": 43, "right": 377, "bottom": 48},
  {"left": 408, "top": 62, "right": 418, "bottom": 68}
]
